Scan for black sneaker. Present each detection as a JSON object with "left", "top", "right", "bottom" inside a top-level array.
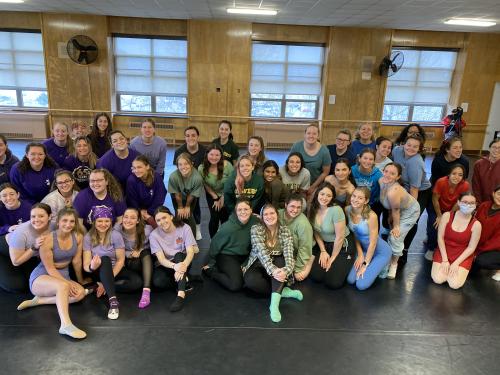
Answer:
[{"left": 169, "top": 296, "right": 185, "bottom": 312}]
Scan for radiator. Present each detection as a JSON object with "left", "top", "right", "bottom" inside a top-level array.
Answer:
[
  {"left": 0, "top": 112, "right": 49, "bottom": 140},
  {"left": 254, "top": 122, "right": 308, "bottom": 149}
]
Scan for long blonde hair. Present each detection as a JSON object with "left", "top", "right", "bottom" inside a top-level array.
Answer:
[
  {"left": 235, "top": 155, "right": 254, "bottom": 194},
  {"left": 349, "top": 187, "right": 372, "bottom": 221},
  {"left": 52, "top": 122, "right": 74, "bottom": 155},
  {"left": 89, "top": 218, "right": 113, "bottom": 247},
  {"left": 73, "top": 136, "right": 97, "bottom": 169}
]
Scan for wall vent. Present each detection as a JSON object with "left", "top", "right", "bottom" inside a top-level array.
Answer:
[{"left": 1, "top": 132, "right": 33, "bottom": 138}]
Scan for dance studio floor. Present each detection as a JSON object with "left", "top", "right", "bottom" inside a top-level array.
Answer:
[{"left": 2, "top": 142, "right": 498, "bottom": 374}]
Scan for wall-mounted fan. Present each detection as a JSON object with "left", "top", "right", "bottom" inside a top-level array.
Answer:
[
  {"left": 66, "top": 35, "right": 98, "bottom": 65},
  {"left": 379, "top": 50, "right": 404, "bottom": 77}
]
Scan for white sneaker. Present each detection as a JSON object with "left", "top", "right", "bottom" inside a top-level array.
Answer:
[
  {"left": 387, "top": 263, "right": 398, "bottom": 279},
  {"left": 108, "top": 307, "right": 119, "bottom": 320},
  {"left": 424, "top": 250, "right": 434, "bottom": 261},
  {"left": 492, "top": 271, "right": 500, "bottom": 281},
  {"left": 195, "top": 224, "right": 202, "bottom": 240}
]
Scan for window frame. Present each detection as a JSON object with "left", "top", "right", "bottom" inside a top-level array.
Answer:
[
  {"left": 382, "top": 47, "right": 459, "bottom": 125},
  {"left": 0, "top": 29, "right": 48, "bottom": 109},
  {"left": 250, "top": 41, "right": 324, "bottom": 120},
  {"left": 112, "top": 34, "right": 188, "bottom": 116}
]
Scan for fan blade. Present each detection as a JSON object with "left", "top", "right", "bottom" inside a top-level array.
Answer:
[
  {"left": 78, "top": 51, "right": 87, "bottom": 63},
  {"left": 86, "top": 45, "right": 97, "bottom": 52},
  {"left": 72, "top": 38, "right": 85, "bottom": 51},
  {"left": 390, "top": 63, "right": 398, "bottom": 73}
]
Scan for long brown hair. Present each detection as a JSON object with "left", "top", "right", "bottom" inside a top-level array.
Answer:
[
  {"left": 349, "top": 187, "right": 372, "bottom": 221},
  {"left": 73, "top": 136, "right": 97, "bottom": 168},
  {"left": 235, "top": 155, "right": 255, "bottom": 194},
  {"left": 122, "top": 208, "right": 146, "bottom": 251},
  {"left": 133, "top": 155, "right": 154, "bottom": 187},
  {"left": 201, "top": 143, "right": 224, "bottom": 180},
  {"left": 90, "top": 112, "right": 112, "bottom": 151},
  {"left": 308, "top": 182, "right": 336, "bottom": 224},
  {"left": 49, "top": 169, "right": 79, "bottom": 193},
  {"left": 247, "top": 136, "right": 265, "bottom": 169},
  {"left": 90, "top": 169, "right": 123, "bottom": 202}
]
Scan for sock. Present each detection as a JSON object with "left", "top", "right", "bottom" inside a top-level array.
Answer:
[
  {"left": 59, "top": 324, "right": 87, "bottom": 339},
  {"left": 269, "top": 292, "right": 282, "bottom": 323},
  {"left": 17, "top": 296, "right": 40, "bottom": 311},
  {"left": 281, "top": 287, "right": 303, "bottom": 301},
  {"left": 138, "top": 288, "right": 151, "bottom": 309},
  {"left": 109, "top": 296, "right": 119, "bottom": 309}
]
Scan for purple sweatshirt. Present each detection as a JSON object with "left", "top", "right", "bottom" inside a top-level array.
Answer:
[
  {"left": 0, "top": 200, "right": 32, "bottom": 235},
  {"left": 0, "top": 149, "right": 20, "bottom": 184},
  {"left": 9, "top": 163, "right": 56, "bottom": 204},
  {"left": 43, "top": 138, "right": 67, "bottom": 167},
  {"left": 126, "top": 173, "right": 167, "bottom": 216},
  {"left": 73, "top": 188, "right": 127, "bottom": 229},
  {"left": 96, "top": 148, "right": 140, "bottom": 191}
]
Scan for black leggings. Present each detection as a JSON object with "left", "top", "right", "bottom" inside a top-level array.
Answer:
[
  {"left": 152, "top": 252, "right": 189, "bottom": 292},
  {"left": 310, "top": 232, "right": 356, "bottom": 290},
  {"left": 404, "top": 187, "right": 431, "bottom": 251},
  {"left": 171, "top": 193, "right": 198, "bottom": 238},
  {"left": 205, "top": 192, "right": 229, "bottom": 238},
  {"left": 244, "top": 255, "right": 286, "bottom": 295},
  {"left": 211, "top": 254, "right": 246, "bottom": 292},
  {"left": 474, "top": 251, "right": 500, "bottom": 270},
  {"left": 115, "top": 249, "right": 153, "bottom": 292},
  {"left": 93, "top": 256, "right": 117, "bottom": 298},
  {"left": 0, "top": 236, "right": 39, "bottom": 293}
]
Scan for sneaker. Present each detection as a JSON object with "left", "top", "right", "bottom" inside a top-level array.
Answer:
[
  {"left": 195, "top": 224, "right": 202, "bottom": 240},
  {"left": 492, "top": 271, "right": 500, "bottom": 281},
  {"left": 170, "top": 296, "right": 185, "bottom": 312},
  {"left": 378, "top": 264, "right": 389, "bottom": 279},
  {"left": 387, "top": 263, "right": 398, "bottom": 279},
  {"left": 108, "top": 297, "right": 119, "bottom": 320},
  {"left": 424, "top": 250, "right": 434, "bottom": 262}
]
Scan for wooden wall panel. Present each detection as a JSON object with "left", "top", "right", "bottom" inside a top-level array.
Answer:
[
  {"left": 0, "top": 11, "right": 41, "bottom": 30},
  {"left": 108, "top": 17, "right": 187, "bottom": 37},
  {"left": 252, "top": 23, "right": 329, "bottom": 44},
  {"left": 392, "top": 30, "right": 466, "bottom": 49},
  {"left": 112, "top": 115, "right": 188, "bottom": 145},
  {"left": 321, "top": 27, "right": 392, "bottom": 145},
  {"left": 188, "top": 20, "right": 251, "bottom": 143},
  {"left": 40, "top": 13, "right": 111, "bottom": 125}
]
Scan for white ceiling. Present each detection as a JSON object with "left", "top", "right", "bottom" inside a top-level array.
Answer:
[{"left": 1, "top": 0, "right": 500, "bottom": 32}]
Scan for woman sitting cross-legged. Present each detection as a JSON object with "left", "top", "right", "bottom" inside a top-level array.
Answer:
[
  {"left": 346, "top": 187, "right": 391, "bottom": 290},
  {"left": 243, "top": 204, "right": 302, "bottom": 323},
  {"left": 308, "top": 182, "right": 356, "bottom": 289},
  {"left": 431, "top": 192, "right": 482, "bottom": 289},
  {"left": 17, "top": 208, "right": 87, "bottom": 339},
  {"left": 203, "top": 198, "right": 260, "bottom": 292},
  {"left": 149, "top": 206, "right": 198, "bottom": 312}
]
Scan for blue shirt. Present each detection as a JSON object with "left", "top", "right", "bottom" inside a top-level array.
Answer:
[
  {"left": 392, "top": 146, "right": 431, "bottom": 192},
  {"left": 351, "top": 165, "right": 383, "bottom": 205}
]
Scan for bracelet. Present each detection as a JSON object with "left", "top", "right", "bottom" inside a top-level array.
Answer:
[{"left": 213, "top": 195, "right": 221, "bottom": 201}]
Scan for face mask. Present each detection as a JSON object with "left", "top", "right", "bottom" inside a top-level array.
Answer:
[{"left": 458, "top": 202, "right": 475, "bottom": 215}]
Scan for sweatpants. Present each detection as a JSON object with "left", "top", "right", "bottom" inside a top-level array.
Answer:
[
  {"left": 244, "top": 255, "right": 286, "bottom": 295},
  {"left": 211, "top": 253, "right": 246, "bottom": 292},
  {"left": 152, "top": 252, "right": 189, "bottom": 292}
]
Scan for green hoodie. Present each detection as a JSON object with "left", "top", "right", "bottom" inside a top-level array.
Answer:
[
  {"left": 208, "top": 213, "right": 260, "bottom": 267},
  {"left": 278, "top": 208, "right": 313, "bottom": 273}
]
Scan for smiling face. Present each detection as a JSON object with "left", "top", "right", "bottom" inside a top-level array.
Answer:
[
  {"left": 287, "top": 155, "right": 302, "bottom": 175},
  {"left": 262, "top": 206, "right": 278, "bottom": 227},
  {"left": 317, "top": 187, "right": 334, "bottom": 207},
  {"left": 207, "top": 149, "right": 222, "bottom": 166},
  {"left": 95, "top": 217, "right": 112, "bottom": 233},
  {"left": 57, "top": 213, "right": 76, "bottom": 234},
  {"left": 359, "top": 152, "right": 375, "bottom": 170},
  {"left": 52, "top": 123, "right": 68, "bottom": 143},
  {"left": 218, "top": 122, "right": 231, "bottom": 141},
  {"left": 0, "top": 138, "right": 7, "bottom": 158},
  {"left": 235, "top": 202, "right": 252, "bottom": 224},
  {"left": 26, "top": 146, "right": 46, "bottom": 170},
  {"left": 263, "top": 165, "right": 277, "bottom": 182},
  {"left": 382, "top": 164, "right": 400, "bottom": 184},
  {"left": 247, "top": 138, "right": 262, "bottom": 157},
  {"left": 407, "top": 126, "right": 420, "bottom": 137},
  {"left": 489, "top": 140, "right": 500, "bottom": 160},
  {"left": 377, "top": 140, "right": 392, "bottom": 158},
  {"left": 55, "top": 173, "right": 75, "bottom": 195},
  {"left": 304, "top": 126, "right": 319, "bottom": 145},
  {"left": 122, "top": 209, "right": 139, "bottom": 231},
  {"left": 492, "top": 189, "right": 500, "bottom": 207},
  {"left": 448, "top": 166, "right": 464, "bottom": 185},
  {"left": 238, "top": 158, "right": 254, "bottom": 179},
  {"left": 446, "top": 140, "right": 463, "bottom": 160},
  {"left": 89, "top": 171, "right": 108, "bottom": 195},
  {"left": 335, "top": 133, "right": 351, "bottom": 151},
  {"left": 141, "top": 121, "right": 155, "bottom": 138},
  {"left": 177, "top": 157, "right": 192, "bottom": 177},
  {"left": 132, "top": 160, "right": 150, "bottom": 180},
  {"left": 404, "top": 138, "right": 421, "bottom": 157},
  {"left": 76, "top": 139, "right": 90, "bottom": 158},
  {"left": 184, "top": 129, "right": 199, "bottom": 148},
  {"left": 97, "top": 116, "right": 109, "bottom": 133},
  {"left": 0, "top": 187, "right": 20, "bottom": 209},
  {"left": 334, "top": 162, "right": 350, "bottom": 181},
  {"left": 359, "top": 124, "right": 373, "bottom": 141},
  {"left": 30, "top": 207, "right": 50, "bottom": 231},
  {"left": 350, "top": 189, "right": 368, "bottom": 209},
  {"left": 285, "top": 199, "right": 302, "bottom": 219},
  {"left": 155, "top": 211, "right": 174, "bottom": 232},
  {"left": 110, "top": 133, "right": 128, "bottom": 152}
]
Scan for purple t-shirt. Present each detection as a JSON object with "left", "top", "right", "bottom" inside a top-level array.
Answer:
[
  {"left": 43, "top": 138, "right": 68, "bottom": 167},
  {"left": 83, "top": 229, "right": 125, "bottom": 266},
  {"left": 9, "top": 163, "right": 56, "bottom": 204},
  {"left": 149, "top": 224, "right": 197, "bottom": 260},
  {"left": 62, "top": 155, "right": 93, "bottom": 189},
  {"left": 73, "top": 188, "right": 127, "bottom": 229},
  {"left": 6, "top": 221, "right": 55, "bottom": 257},
  {"left": 96, "top": 148, "right": 140, "bottom": 190},
  {"left": 126, "top": 173, "right": 167, "bottom": 216},
  {"left": 114, "top": 223, "right": 153, "bottom": 257},
  {"left": 0, "top": 200, "right": 32, "bottom": 236}
]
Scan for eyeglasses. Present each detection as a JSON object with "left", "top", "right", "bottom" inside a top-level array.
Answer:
[
  {"left": 336, "top": 138, "right": 350, "bottom": 143},
  {"left": 56, "top": 179, "right": 73, "bottom": 186},
  {"left": 89, "top": 178, "right": 105, "bottom": 183}
]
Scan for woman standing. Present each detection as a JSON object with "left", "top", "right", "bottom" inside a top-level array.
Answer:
[
  {"left": 325, "top": 158, "right": 356, "bottom": 207},
  {"left": 43, "top": 122, "right": 73, "bottom": 166},
  {"left": 204, "top": 199, "right": 260, "bottom": 291},
  {"left": 83, "top": 206, "right": 125, "bottom": 320},
  {"left": 150, "top": 206, "right": 198, "bottom": 312},
  {"left": 9, "top": 143, "right": 57, "bottom": 204},
  {"left": 17, "top": 208, "right": 87, "bottom": 339},
  {"left": 0, "top": 203, "right": 53, "bottom": 293},
  {"left": 308, "top": 182, "right": 356, "bottom": 289},
  {"left": 130, "top": 118, "right": 167, "bottom": 176},
  {"left": 212, "top": 120, "right": 240, "bottom": 165},
  {"left": 290, "top": 125, "right": 331, "bottom": 198},
  {"left": 394, "top": 123, "right": 426, "bottom": 147},
  {"left": 0, "top": 135, "right": 20, "bottom": 185},
  {"left": 425, "top": 164, "right": 469, "bottom": 260},
  {"left": 114, "top": 208, "right": 154, "bottom": 308},
  {"left": 351, "top": 123, "right": 376, "bottom": 156},
  {"left": 89, "top": 112, "right": 113, "bottom": 158},
  {"left": 346, "top": 188, "right": 391, "bottom": 290},
  {"left": 63, "top": 136, "right": 97, "bottom": 189},
  {"left": 431, "top": 193, "right": 481, "bottom": 289},
  {"left": 430, "top": 137, "right": 469, "bottom": 186},
  {"left": 41, "top": 170, "right": 79, "bottom": 226},
  {"left": 198, "top": 144, "right": 234, "bottom": 237},
  {"left": 246, "top": 136, "right": 266, "bottom": 174},
  {"left": 378, "top": 163, "right": 420, "bottom": 279},
  {"left": 0, "top": 183, "right": 31, "bottom": 236},
  {"left": 224, "top": 155, "right": 264, "bottom": 214},
  {"left": 168, "top": 153, "right": 204, "bottom": 237},
  {"left": 262, "top": 160, "right": 288, "bottom": 209},
  {"left": 126, "top": 155, "right": 167, "bottom": 228},
  {"left": 244, "top": 204, "right": 302, "bottom": 323}
]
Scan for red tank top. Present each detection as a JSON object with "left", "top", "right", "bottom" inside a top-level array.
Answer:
[{"left": 433, "top": 211, "right": 476, "bottom": 270}]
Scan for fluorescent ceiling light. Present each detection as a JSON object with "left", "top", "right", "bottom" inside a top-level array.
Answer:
[
  {"left": 227, "top": 8, "right": 277, "bottom": 16},
  {"left": 445, "top": 19, "right": 496, "bottom": 27},
  {"left": 0, "top": 0, "right": 25, "bottom": 3}
]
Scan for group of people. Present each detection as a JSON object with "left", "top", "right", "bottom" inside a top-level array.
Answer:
[{"left": 0, "top": 116, "right": 498, "bottom": 339}]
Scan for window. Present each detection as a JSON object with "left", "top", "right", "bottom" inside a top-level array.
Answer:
[
  {"left": 250, "top": 43, "right": 324, "bottom": 119},
  {"left": 114, "top": 36, "right": 187, "bottom": 114},
  {"left": 382, "top": 49, "right": 457, "bottom": 123},
  {"left": 0, "top": 31, "right": 48, "bottom": 108}
]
